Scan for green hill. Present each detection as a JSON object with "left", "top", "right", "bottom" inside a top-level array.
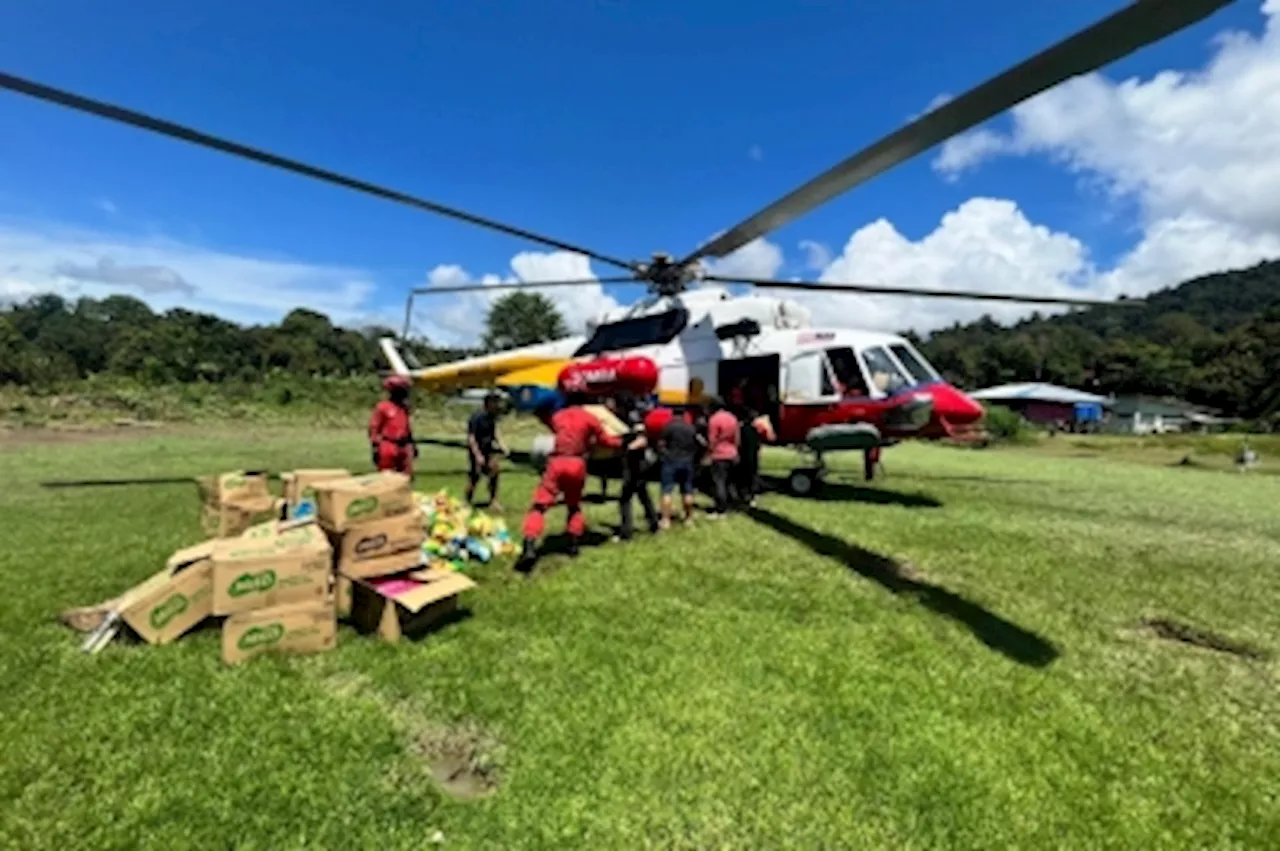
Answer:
[{"left": 915, "top": 260, "right": 1280, "bottom": 421}]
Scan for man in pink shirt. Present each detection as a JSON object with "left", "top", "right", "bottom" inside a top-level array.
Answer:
[{"left": 705, "top": 397, "right": 740, "bottom": 518}]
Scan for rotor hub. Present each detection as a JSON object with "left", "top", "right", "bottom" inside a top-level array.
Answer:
[{"left": 635, "top": 251, "right": 700, "bottom": 297}]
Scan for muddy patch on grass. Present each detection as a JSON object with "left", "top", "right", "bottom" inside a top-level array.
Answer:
[
  {"left": 319, "top": 670, "right": 503, "bottom": 800},
  {"left": 403, "top": 717, "right": 503, "bottom": 801},
  {"left": 1138, "top": 617, "right": 1268, "bottom": 661}
]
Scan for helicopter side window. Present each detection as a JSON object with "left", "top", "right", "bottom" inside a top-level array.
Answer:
[
  {"left": 824, "top": 347, "right": 869, "bottom": 397},
  {"left": 860, "top": 346, "right": 911, "bottom": 396},
  {"left": 573, "top": 308, "right": 689, "bottom": 357},
  {"left": 784, "top": 351, "right": 838, "bottom": 402},
  {"left": 889, "top": 343, "right": 939, "bottom": 384}
]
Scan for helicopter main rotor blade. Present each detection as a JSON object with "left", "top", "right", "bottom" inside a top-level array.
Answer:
[
  {"left": 414, "top": 276, "right": 641, "bottom": 296},
  {"left": 707, "top": 275, "right": 1141, "bottom": 308},
  {"left": 0, "top": 71, "right": 637, "bottom": 273},
  {"left": 681, "top": 0, "right": 1233, "bottom": 266}
]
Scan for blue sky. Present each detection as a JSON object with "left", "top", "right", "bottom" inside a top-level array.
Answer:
[{"left": 1, "top": 1, "right": 1274, "bottom": 342}]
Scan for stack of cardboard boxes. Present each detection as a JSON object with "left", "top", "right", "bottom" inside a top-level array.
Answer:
[
  {"left": 196, "top": 472, "right": 283, "bottom": 537},
  {"left": 68, "top": 468, "right": 477, "bottom": 663},
  {"left": 311, "top": 472, "right": 476, "bottom": 644},
  {"left": 212, "top": 521, "right": 337, "bottom": 664}
]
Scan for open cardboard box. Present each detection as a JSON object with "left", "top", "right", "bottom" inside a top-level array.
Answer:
[
  {"left": 114, "top": 541, "right": 216, "bottom": 645},
  {"left": 348, "top": 568, "right": 476, "bottom": 644},
  {"left": 282, "top": 468, "right": 351, "bottom": 520}
]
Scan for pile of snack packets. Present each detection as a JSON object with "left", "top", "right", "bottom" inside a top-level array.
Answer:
[{"left": 416, "top": 489, "right": 518, "bottom": 572}]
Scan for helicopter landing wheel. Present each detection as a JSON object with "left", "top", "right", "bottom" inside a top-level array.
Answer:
[{"left": 787, "top": 466, "right": 824, "bottom": 497}]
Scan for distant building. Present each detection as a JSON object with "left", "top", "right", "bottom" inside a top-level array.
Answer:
[
  {"left": 969, "top": 382, "right": 1110, "bottom": 430},
  {"left": 1107, "top": 397, "right": 1236, "bottom": 435}
]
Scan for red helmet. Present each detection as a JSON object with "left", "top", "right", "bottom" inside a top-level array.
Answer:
[{"left": 382, "top": 375, "right": 411, "bottom": 391}]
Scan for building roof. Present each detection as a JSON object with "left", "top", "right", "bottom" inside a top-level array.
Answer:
[{"left": 969, "top": 382, "right": 1110, "bottom": 406}]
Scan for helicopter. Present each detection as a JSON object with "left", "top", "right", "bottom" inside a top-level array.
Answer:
[
  {"left": 379, "top": 281, "right": 1005, "bottom": 494},
  {"left": 0, "top": 1, "right": 1234, "bottom": 495}
]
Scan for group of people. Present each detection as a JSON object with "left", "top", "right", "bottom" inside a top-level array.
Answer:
[
  {"left": 509, "top": 382, "right": 776, "bottom": 573},
  {"left": 369, "top": 374, "right": 777, "bottom": 576}
]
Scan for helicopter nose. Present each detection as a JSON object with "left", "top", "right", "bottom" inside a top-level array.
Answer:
[{"left": 932, "top": 384, "right": 985, "bottom": 425}]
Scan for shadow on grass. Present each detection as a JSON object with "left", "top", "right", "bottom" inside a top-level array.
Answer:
[
  {"left": 758, "top": 474, "right": 942, "bottom": 508},
  {"left": 890, "top": 472, "right": 1045, "bottom": 486},
  {"left": 745, "top": 505, "right": 1060, "bottom": 668}
]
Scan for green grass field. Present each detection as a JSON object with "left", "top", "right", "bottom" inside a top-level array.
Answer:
[{"left": 3, "top": 425, "right": 1279, "bottom": 849}]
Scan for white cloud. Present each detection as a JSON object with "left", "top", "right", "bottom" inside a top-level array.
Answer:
[
  {"left": 797, "top": 239, "right": 832, "bottom": 272},
  {"left": 790, "top": 1, "right": 1275, "bottom": 334},
  {"left": 0, "top": 219, "right": 375, "bottom": 325},
  {"left": 95, "top": 199, "right": 118, "bottom": 215},
  {"left": 410, "top": 250, "right": 621, "bottom": 346},
  {"left": 748, "top": 144, "right": 764, "bottom": 162},
  {"left": 703, "top": 237, "right": 784, "bottom": 281},
  {"left": 936, "top": 2, "right": 1280, "bottom": 235},
  {"left": 800, "top": 198, "right": 1095, "bottom": 333}
]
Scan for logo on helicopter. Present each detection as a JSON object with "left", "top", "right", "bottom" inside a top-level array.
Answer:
[{"left": 562, "top": 367, "right": 617, "bottom": 392}]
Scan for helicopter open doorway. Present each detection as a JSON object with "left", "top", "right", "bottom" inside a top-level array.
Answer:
[{"left": 717, "top": 353, "right": 781, "bottom": 427}]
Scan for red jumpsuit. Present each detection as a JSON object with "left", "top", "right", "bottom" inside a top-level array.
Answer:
[
  {"left": 522, "top": 407, "right": 622, "bottom": 540},
  {"left": 368, "top": 399, "right": 414, "bottom": 476}
]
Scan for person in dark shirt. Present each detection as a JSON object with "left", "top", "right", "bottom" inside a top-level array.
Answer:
[
  {"left": 658, "top": 411, "right": 703, "bottom": 528},
  {"left": 465, "top": 393, "right": 508, "bottom": 511},
  {"left": 613, "top": 392, "right": 660, "bottom": 542}
]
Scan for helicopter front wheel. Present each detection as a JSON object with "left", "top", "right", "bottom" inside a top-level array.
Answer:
[{"left": 787, "top": 464, "right": 825, "bottom": 498}]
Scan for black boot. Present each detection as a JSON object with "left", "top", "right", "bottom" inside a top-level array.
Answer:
[
  {"left": 567, "top": 537, "right": 580, "bottom": 558},
  {"left": 515, "top": 538, "right": 538, "bottom": 574}
]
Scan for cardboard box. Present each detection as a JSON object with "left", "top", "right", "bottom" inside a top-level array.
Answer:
[
  {"left": 331, "top": 509, "right": 424, "bottom": 566},
  {"left": 282, "top": 468, "right": 351, "bottom": 506},
  {"left": 201, "top": 495, "right": 283, "bottom": 538},
  {"left": 338, "top": 548, "right": 423, "bottom": 581},
  {"left": 196, "top": 471, "right": 271, "bottom": 506},
  {"left": 210, "top": 523, "right": 332, "bottom": 615},
  {"left": 582, "top": 404, "right": 630, "bottom": 460},
  {"left": 349, "top": 568, "right": 476, "bottom": 644},
  {"left": 239, "top": 516, "right": 317, "bottom": 541},
  {"left": 221, "top": 599, "right": 337, "bottom": 665},
  {"left": 313, "top": 472, "right": 414, "bottom": 532},
  {"left": 116, "top": 542, "right": 216, "bottom": 645},
  {"left": 335, "top": 574, "right": 353, "bottom": 620}
]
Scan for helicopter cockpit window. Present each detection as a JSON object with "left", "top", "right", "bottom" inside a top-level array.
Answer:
[
  {"left": 573, "top": 307, "right": 688, "bottom": 357},
  {"left": 889, "top": 343, "right": 939, "bottom": 384},
  {"left": 860, "top": 346, "right": 911, "bottom": 396},
  {"left": 824, "top": 347, "right": 869, "bottom": 396}
]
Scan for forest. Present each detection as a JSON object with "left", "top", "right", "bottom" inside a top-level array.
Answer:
[
  {"left": 2, "top": 261, "right": 1278, "bottom": 422},
  {"left": 911, "top": 259, "right": 1280, "bottom": 421}
]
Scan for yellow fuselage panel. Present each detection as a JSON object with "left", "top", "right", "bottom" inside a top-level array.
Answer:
[
  {"left": 410, "top": 353, "right": 568, "bottom": 392},
  {"left": 494, "top": 360, "right": 572, "bottom": 388}
]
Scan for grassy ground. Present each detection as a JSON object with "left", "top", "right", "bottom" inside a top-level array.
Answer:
[{"left": 2, "top": 425, "right": 1279, "bottom": 849}]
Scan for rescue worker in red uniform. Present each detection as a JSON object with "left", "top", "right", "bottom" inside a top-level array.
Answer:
[
  {"left": 517, "top": 395, "right": 623, "bottom": 573},
  {"left": 368, "top": 375, "right": 417, "bottom": 478}
]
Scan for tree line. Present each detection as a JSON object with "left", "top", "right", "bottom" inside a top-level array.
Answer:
[
  {"left": 2, "top": 264, "right": 1277, "bottom": 422},
  {"left": 911, "top": 260, "right": 1280, "bottom": 421},
  {"left": 0, "top": 289, "right": 573, "bottom": 389}
]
